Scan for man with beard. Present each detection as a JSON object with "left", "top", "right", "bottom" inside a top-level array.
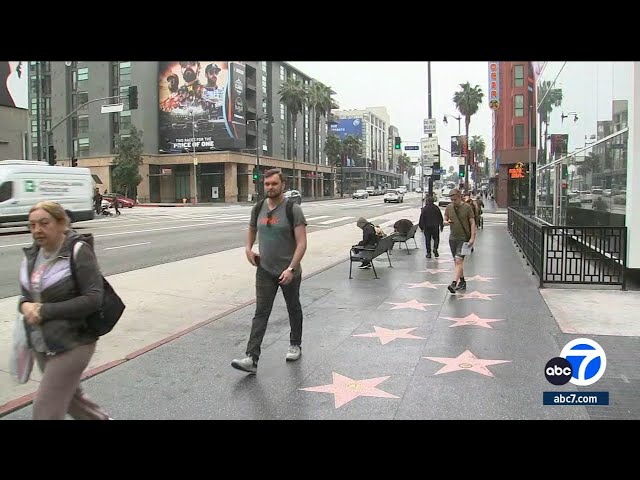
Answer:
[{"left": 231, "top": 168, "right": 308, "bottom": 374}]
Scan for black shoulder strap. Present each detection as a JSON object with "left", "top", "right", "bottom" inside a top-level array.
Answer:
[
  {"left": 251, "top": 199, "right": 265, "bottom": 225},
  {"left": 286, "top": 200, "right": 295, "bottom": 236}
]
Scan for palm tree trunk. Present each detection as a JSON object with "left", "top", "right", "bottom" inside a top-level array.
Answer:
[
  {"left": 464, "top": 119, "right": 470, "bottom": 191},
  {"left": 315, "top": 111, "right": 320, "bottom": 198},
  {"left": 291, "top": 113, "right": 297, "bottom": 191}
]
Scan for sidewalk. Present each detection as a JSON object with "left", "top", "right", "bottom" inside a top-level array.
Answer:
[
  {"left": 4, "top": 217, "right": 637, "bottom": 419},
  {"left": 136, "top": 195, "right": 345, "bottom": 208}
]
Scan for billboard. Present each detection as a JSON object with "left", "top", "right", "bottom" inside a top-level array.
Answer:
[
  {"left": 0, "top": 61, "right": 27, "bottom": 109},
  {"left": 450, "top": 135, "right": 468, "bottom": 157},
  {"left": 158, "top": 61, "right": 246, "bottom": 153},
  {"left": 330, "top": 118, "right": 363, "bottom": 140}
]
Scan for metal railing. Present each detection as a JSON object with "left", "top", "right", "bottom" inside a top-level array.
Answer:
[{"left": 508, "top": 208, "right": 627, "bottom": 290}]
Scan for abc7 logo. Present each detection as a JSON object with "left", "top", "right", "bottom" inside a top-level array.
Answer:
[{"left": 545, "top": 338, "right": 606, "bottom": 386}]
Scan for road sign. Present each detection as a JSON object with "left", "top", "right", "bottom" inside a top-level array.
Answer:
[
  {"left": 423, "top": 166, "right": 433, "bottom": 176},
  {"left": 404, "top": 145, "right": 420, "bottom": 151},
  {"left": 423, "top": 118, "right": 436, "bottom": 135},
  {"left": 101, "top": 103, "right": 124, "bottom": 114}
]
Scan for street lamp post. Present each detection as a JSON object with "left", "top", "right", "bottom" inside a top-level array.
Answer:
[
  {"left": 443, "top": 114, "right": 462, "bottom": 135},
  {"left": 188, "top": 107, "right": 198, "bottom": 205},
  {"left": 247, "top": 113, "right": 273, "bottom": 201}
]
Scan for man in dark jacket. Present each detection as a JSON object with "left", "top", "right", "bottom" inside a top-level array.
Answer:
[
  {"left": 353, "top": 217, "right": 378, "bottom": 269},
  {"left": 418, "top": 195, "right": 444, "bottom": 258}
]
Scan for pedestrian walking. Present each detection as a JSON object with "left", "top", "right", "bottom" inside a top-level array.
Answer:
[
  {"left": 418, "top": 195, "right": 444, "bottom": 258},
  {"left": 18, "top": 201, "right": 111, "bottom": 419},
  {"left": 443, "top": 188, "right": 476, "bottom": 293},
  {"left": 231, "top": 169, "right": 308, "bottom": 374}
]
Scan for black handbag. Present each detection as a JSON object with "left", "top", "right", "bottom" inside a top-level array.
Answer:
[{"left": 70, "top": 240, "right": 126, "bottom": 336}]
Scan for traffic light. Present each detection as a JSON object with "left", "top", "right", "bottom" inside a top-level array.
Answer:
[
  {"left": 128, "top": 86, "right": 138, "bottom": 110},
  {"left": 252, "top": 167, "right": 259, "bottom": 183},
  {"left": 459, "top": 165, "right": 465, "bottom": 178},
  {"left": 48, "top": 145, "right": 57, "bottom": 166},
  {"left": 394, "top": 137, "right": 401, "bottom": 149},
  {"left": 71, "top": 157, "right": 78, "bottom": 167}
]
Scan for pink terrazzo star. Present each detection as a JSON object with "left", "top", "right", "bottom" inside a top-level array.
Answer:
[
  {"left": 466, "top": 275, "right": 496, "bottom": 282},
  {"left": 420, "top": 268, "right": 451, "bottom": 274},
  {"left": 456, "top": 290, "right": 501, "bottom": 300},
  {"left": 405, "top": 281, "right": 448, "bottom": 289},
  {"left": 385, "top": 299, "right": 437, "bottom": 311},
  {"left": 441, "top": 313, "right": 504, "bottom": 329},
  {"left": 424, "top": 349, "right": 511, "bottom": 377},
  {"left": 300, "top": 372, "right": 399, "bottom": 408},
  {"left": 352, "top": 326, "right": 425, "bottom": 345}
]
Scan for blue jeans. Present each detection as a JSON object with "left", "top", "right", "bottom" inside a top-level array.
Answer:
[{"left": 246, "top": 266, "right": 303, "bottom": 361}]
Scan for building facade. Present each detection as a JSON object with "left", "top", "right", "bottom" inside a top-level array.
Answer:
[
  {"left": 491, "top": 61, "right": 536, "bottom": 208},
  {"left": 1, "top": 61, "right": 29, "bottom": 160},
  {"left": 535, "top": 61, "right": 639, "bottom": 270},
  {"left": 331, "top": 107, "right": 401, "bottom": 193},
  {"left": 28, "top": 61, "right": 335, "bottom": 203}
]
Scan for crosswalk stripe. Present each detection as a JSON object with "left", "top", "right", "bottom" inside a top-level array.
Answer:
[
  {"left": 318, "top": 216, "right": 353, "bottom": 225},
  {"left": 306, "top": 215, "right": 331, "bottom": 221}
]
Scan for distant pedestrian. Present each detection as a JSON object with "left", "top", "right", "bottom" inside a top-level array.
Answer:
[
  {"left": 231, "top": 169, "right": 308, "bottom": 374},
  {"left": 93, "top": 188, "right": 102, "bottom": 215},
  {"left": 418, "top": 195, "right": 444, "bottom": 258},
  {"left": 19, "top": 201, "right": 111, "bottom": 419},
  {"left": 444, "top": 188, "right": 476, "bottom": 293}
]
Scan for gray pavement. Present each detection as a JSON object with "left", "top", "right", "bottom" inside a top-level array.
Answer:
[{"left": 4, "top": 217, "right": 636, "bottom": 420}]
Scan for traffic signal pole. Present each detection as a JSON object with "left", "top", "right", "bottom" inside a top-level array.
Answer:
[{"left": 426, "top": 61, "right": 433, "bottom": 206}]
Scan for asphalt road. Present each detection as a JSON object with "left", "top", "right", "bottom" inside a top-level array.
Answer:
[{"left": 0, "top": 193, "right": 424, "bottom": 299}]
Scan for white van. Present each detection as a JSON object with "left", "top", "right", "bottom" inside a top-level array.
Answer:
[{"left": 0, "top": 160, "right": 95, "bottom": 226}]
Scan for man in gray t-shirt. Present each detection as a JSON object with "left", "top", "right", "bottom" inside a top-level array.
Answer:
[{"left": 232, "top": 168, "right": 308, "bottom": 374}]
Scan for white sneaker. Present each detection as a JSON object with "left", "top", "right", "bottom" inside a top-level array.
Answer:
[{"left": 285, "top": 345, "right": 301, "bottom": 361}]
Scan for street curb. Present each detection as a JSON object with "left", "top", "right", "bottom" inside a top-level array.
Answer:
[{"left": 0, "top": 257, "right": 348, "bottom": 418}]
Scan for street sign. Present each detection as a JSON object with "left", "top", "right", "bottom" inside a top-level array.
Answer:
[
  {"left": 423, "top": 118, "right": 436, "bottom": 135},
  {"left": 421, "top": 136, "right": 438, "bottom": 155},
  {"left": 101, "top": 103, "right": 124, "bottom": 114},
  {"left": 404, "top": 145, "right": 420, "bottom": 151},
  {"left": 423, "top": 167, "right": 433, "bottom": 176}
]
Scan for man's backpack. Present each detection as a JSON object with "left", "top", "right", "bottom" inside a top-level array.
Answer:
[
  {"left": 69, "top": 234, "right": 126, "bottom": 337},
  {"left": 252, "top": 199, "right": 296, "bottom": 236}
]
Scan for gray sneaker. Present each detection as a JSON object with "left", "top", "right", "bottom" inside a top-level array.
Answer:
[
  {"left": 286, "top": 345, "right": 302, "bottom": 362},
  {"left": 231, "top": 355, "right": 257, "bottom": 374}
]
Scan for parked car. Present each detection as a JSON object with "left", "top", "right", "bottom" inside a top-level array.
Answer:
[
  {"left": 383, "top": 189, "right": 404, "bottom": 203},
  {"left": 365, "top": 186, "right": 376, "bottom": 196},
  {"left": 103, "top": 193, "right": 136, "bottom": 208},
  {"left": 284, "top": 189, "right": 302, "bottom": 204},
  {"left": 352, "top": 189, "right": 369, "bottom": 199}
]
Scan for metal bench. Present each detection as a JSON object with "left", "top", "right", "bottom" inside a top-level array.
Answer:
[
  {"left": 349, "top": 234, "right": 396, "bottom": 279},
  {"left": 391, "top": 223, "right": 419, "bottom": 254}
]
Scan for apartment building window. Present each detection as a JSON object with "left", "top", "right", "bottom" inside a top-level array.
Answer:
[
  {"left": 119, "top": 62, "right": 131, "bottom": 85},
  {"left": 120, "top": 110, "right": 132, "bottom": 132},
  {"left": 72, "top": 115, "right": 89, "bottom": 136},
  {"left": 73, "top": 92, "right": 89, "bottom": 111},
  {"left": 77, "top": 67, "right": 89, "bottom": 81},
  {"left": 514, "top": 94, "right": 524, "bottom": 117},
  {"left": 120, "top": 85, "right": 130, "bottom": 109},
  {"left": 514, "top": 65, "right": 524, "bottom": 87},
  {"left": 280, "top": 65, "right": 285, "bottom": 81},
  {"left": 514, "top": 124, "right": 525, "bottom": 147},
  {"left": 75, "top": 137, "right": 90, "bottom": 157},
  {"left": 280, "top": 103, "right": 285, "bottom": 121}
]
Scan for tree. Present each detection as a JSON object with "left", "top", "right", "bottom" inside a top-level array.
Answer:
[
  {"left": 307, "top": 82, "right": 335, "bottom": 197},
  {"left": 469, "top": 135, "right": 486, "bottom": 185},
  {"left": 537, "top": 80, "right": 563, "bottom": 164},
  {"left": 453, "top": 82, "right": 484, "bottom": 191},
  {"left": 342, "top": 134, "right": 362, "bottom": 164},
  {"left": 112, "top": 125, "right": 143, "bottom": 198},
  {"left": 278, "top": 77, "right": 307, "bottom": 190}
]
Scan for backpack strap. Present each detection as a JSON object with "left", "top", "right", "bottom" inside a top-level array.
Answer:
[
  {"left": 286, "top": 200, "right": 295, "bottom": 236},
  {"left": 250, "top": 199, "right": 265, "bottom": 226}
]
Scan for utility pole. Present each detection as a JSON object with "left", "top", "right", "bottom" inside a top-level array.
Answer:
[{"left": 424, "top": 61, "right": 434, "bottom": 208}]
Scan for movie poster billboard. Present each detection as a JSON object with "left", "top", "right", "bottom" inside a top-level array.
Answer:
[
  {"left": 158, "top": 61, "right": 246, "bottom": 153},
  {"left": 0, "top": 61, "right": 28, "bottom": 109}
]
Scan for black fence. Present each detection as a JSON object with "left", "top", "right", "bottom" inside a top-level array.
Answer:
[{"left": 508, "top": 208, "right": 627, "bottom": 290}]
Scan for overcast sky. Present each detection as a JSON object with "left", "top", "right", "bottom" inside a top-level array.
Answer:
[{"left": 288, "top": 61, "right": 492, "bottom": 172}]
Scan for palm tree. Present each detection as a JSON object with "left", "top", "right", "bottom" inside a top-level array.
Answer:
[
  {"left": 278, "top": 77, "right": 307, "bottom": 190},
  {"left": 324, "top": 134, "right": 343, "bottom": 196},
  {"left": 342, "top": 135, "right": 362, "bottom": 194},
  {"left": 537, "top": 80, "right": 563, "bottom": 164},
  {"left": 453, "top": 82, "right": 484, "bottom": 191},
  {"left": 307, "top": 82, "right": 335, "bottom": 197},
  {"left": 469, "top": 135, "right": 486, "bottom": 184}
]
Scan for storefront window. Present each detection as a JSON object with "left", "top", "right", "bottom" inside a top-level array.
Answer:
[{"left": 536, "top": 62, "right": 631, "bottom": 226}]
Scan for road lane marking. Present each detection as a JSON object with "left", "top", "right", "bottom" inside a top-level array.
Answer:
[
  {"left": 306, "top": 215, "right": 331, "bottom": 221},
  {"left": 318, "top": 216, "right": 353, "bottom": 225},
  {"left": 104, "top": 242, "right": 151, "bottom": 251}
]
